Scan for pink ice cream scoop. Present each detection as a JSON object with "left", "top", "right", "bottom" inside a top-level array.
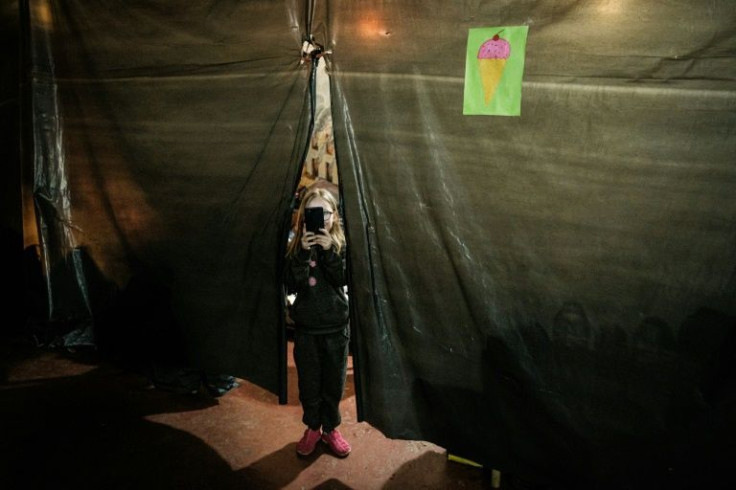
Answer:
[
  {"left": 478, "top": 34, "right": 511, "bottom": 59},
  {"left": 477, "top": 34, "right": 511, "bottom": 103}
]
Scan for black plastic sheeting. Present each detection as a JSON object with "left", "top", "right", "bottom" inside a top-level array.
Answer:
[
  {"left": 26, "top": 0, "right": 312, "bottom": 390},
  {"left": 25, "top": 1, "right": 736, "bottom": 487}
]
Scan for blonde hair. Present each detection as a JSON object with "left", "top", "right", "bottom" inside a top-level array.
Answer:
[{"left": 286, "top": 188, "right": 346, "bottom": 257}]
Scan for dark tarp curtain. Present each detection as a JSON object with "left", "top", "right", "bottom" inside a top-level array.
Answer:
[
  {"left": 24, "top": 0, "right": 736, "bottom": 487},
  {"left": 330, "top": 2, "right": 736, "bottom": 487},
  {"left": 26, "top": 0, "right": 314, "bottom": 391}
]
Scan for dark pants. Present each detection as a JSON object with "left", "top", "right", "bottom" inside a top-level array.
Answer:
[{"left": 293, "top": 326, "right": 350, "bottom": 432}]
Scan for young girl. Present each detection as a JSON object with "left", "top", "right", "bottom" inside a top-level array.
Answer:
[{"left": 285, "top": 188, "right": 351, "bottom": 457}]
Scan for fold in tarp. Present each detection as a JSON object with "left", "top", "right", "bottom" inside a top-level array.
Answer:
[{"left": 26, "top": 1, "right": 736, "bottom": 487}]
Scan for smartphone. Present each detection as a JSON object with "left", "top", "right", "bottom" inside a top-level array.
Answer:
[{"left": 304, "top": 207, "right": 325, "bottom": 233}]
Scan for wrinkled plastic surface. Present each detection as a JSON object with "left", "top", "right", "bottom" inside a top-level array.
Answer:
[
  {"left": 330, "top": 2, "right": 736, "bottom": 485},
  {"left": 26, "top": 0, "right": 736, "bottom": 487},
  {"left": 27, "top": 0, "right": 312, "bottom": 390}
]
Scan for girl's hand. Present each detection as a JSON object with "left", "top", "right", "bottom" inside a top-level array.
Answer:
[
  {"left": 301, "top": 227, "right": 315, "bottom": 250},
  {"left": 301, "top": 227, "right": 333, "bottom": 251},
  {"left": 313, "top": 228, "right": 333, "bottom": 251}
]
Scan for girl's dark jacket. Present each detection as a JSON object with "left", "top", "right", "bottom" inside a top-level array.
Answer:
[{"left": 285, "top": 245, "right": 349, "bottom": 335}]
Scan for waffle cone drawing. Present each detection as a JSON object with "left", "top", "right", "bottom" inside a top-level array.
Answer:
[
  {"left": 478, "top": 58, "right": 507, "bottom": 104},
  {"left": 477, "top": 33, "right": 510, "bottom": 104}
]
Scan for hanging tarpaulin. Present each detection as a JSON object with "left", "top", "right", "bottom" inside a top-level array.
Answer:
[
  {"left": 329, "top": 1, "right": 736, "bottom": 488},
  {"left": 25, "top": 0, "right": 313, "bottom": 392},
  {"left": 463, "top": 26, "right": 529, "bottom": 116}
]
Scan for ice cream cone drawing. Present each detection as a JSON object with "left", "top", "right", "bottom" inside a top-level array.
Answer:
[
  {"left": 463, "top": 26, "right": 527, "bottom": 116},
  {"left": 477, "top": 32, "right": 510, "bottom": 104}
]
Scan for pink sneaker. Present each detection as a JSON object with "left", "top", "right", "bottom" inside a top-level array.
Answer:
[
  {"left": 321, "top": 429, "right": 351, "bottom": 457},
  {"left": 296, "top": 428, "right": 322, "bottom": 456}
]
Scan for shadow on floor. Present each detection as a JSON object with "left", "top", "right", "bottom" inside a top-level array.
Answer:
[
  {"left": 312, "top": 479, "right": 355, "bottom": 489},
  {"left": 0, "top": 363, "right": 244, "bottom": 490},
  {"left": 236, "top": 442, "right": 315, "bottom": 489},
  {"left": 0, "top": 343, "right": 486, "bottom": 490},
  {"left": 383, "top": 451, "right": 489, "bottom": 489}
]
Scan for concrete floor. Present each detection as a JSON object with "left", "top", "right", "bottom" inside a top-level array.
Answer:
[{"left": 0, "top": 337, "right": 491, "bottom": 489}]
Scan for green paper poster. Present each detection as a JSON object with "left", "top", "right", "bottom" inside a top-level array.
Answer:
[{"left": 463, "top": 26, "right": 528, "bottom": 116}]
